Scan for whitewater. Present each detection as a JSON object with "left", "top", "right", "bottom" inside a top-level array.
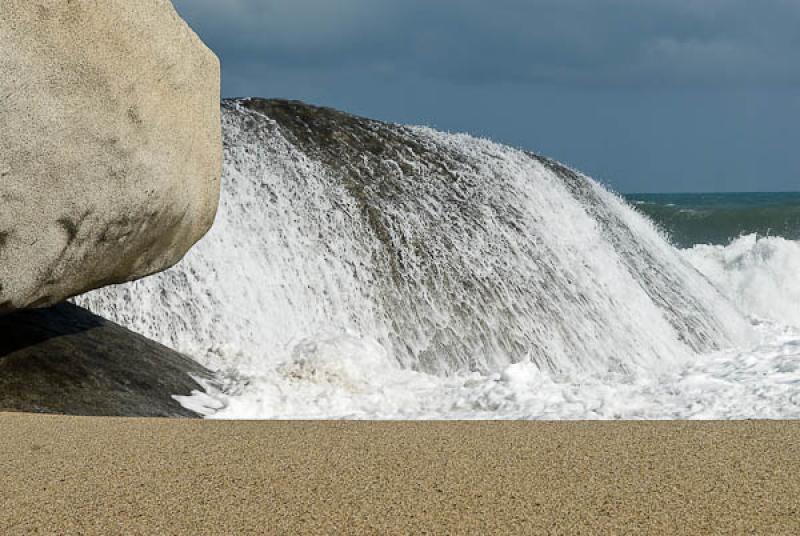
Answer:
[{"left": 76, "top": 99, "right": 800, "bottom": 420}]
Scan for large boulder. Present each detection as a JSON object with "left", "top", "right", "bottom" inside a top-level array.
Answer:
[{"left": 0, "top": 0, "right": 221, "bottom": 312}]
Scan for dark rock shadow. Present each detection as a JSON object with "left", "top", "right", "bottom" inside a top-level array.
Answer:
[
  {"left": 0, "top": 302, "right": 104, "bottom": 356},
  {"left": 0, "top": 303, "right": 212, "bottom": 417}
]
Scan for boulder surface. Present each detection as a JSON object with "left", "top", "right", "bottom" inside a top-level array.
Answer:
[
  {"left": 0, "top": 303, "right": 211, "bottom": 417},
  {"left": 0, "top": 0, "right": 221, "bottom": 312}
]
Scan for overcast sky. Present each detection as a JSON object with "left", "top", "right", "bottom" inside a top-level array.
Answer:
[{"left": 173, "top": 0, "right": 799, "bottom": 193}]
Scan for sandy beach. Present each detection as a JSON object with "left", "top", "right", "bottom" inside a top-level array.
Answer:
[{"left": 1, "top": 415, "right": 798, "bottom": 534}]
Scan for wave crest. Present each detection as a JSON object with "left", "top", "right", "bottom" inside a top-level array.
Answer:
[{"left": 684, "top": 234, "right": 800, "bottom": 327}]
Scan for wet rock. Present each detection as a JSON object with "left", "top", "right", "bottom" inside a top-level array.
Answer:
[{"left": 0, "top": 303, "right": 210, "bottom": 417}]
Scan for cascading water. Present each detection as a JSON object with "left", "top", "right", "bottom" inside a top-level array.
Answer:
[{"left": 75, "top": 98, "right": 800, "bottom": 420}]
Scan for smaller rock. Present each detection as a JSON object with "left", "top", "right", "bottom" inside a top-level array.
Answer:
[{"left": 0, "top": 303, "right": 211, "bottom": 417}]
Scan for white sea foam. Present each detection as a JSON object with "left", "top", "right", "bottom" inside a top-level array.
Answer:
[
  {"left": 174, "top": 320, "right": 800, "bottom": 420},
  {"left": 683, "top": 234, "right": 800, "bottom": 327},
  {"left": 76, "top": 101, "right": 800, "bottom": 420}
]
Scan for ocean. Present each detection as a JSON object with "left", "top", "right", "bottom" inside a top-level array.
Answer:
[
  {"left": 75, "top": 100, "right": 800, "bottom": 420},
  {"left": 626, "top": 192, "right": 800, "bottom": 248}
]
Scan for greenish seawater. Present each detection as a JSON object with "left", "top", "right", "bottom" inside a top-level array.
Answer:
[{"left": 624, "top": 192, "right": 800, "bottom": 248}]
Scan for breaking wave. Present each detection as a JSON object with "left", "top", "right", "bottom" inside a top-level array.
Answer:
[{"left": 75, "top": 99, "right": 800, "bottom": 419}]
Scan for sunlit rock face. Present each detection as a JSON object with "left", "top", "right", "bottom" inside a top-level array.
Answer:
[{"left": 0, "top": 0, "right": 221, "bottom": 312}]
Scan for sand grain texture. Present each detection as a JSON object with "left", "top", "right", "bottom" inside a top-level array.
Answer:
[{"left": 1, "top": 415, "right": 799, "bottom": 534}]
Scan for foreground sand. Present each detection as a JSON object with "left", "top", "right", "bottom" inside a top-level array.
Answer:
[{"left": 1, "top": 415, "right": 799, "bottom": 534}]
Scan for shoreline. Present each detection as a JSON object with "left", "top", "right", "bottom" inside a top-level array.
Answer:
[{"left": 2, "top": 414, "right": 799, "bottom": 534}]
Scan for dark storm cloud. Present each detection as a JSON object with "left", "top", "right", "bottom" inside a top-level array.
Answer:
[
  {"left": 172, "top": 0, "right": 800, "bottom": 192},
  {"left": 176, "top": 0, "right": 800, "bottom": 88}
]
